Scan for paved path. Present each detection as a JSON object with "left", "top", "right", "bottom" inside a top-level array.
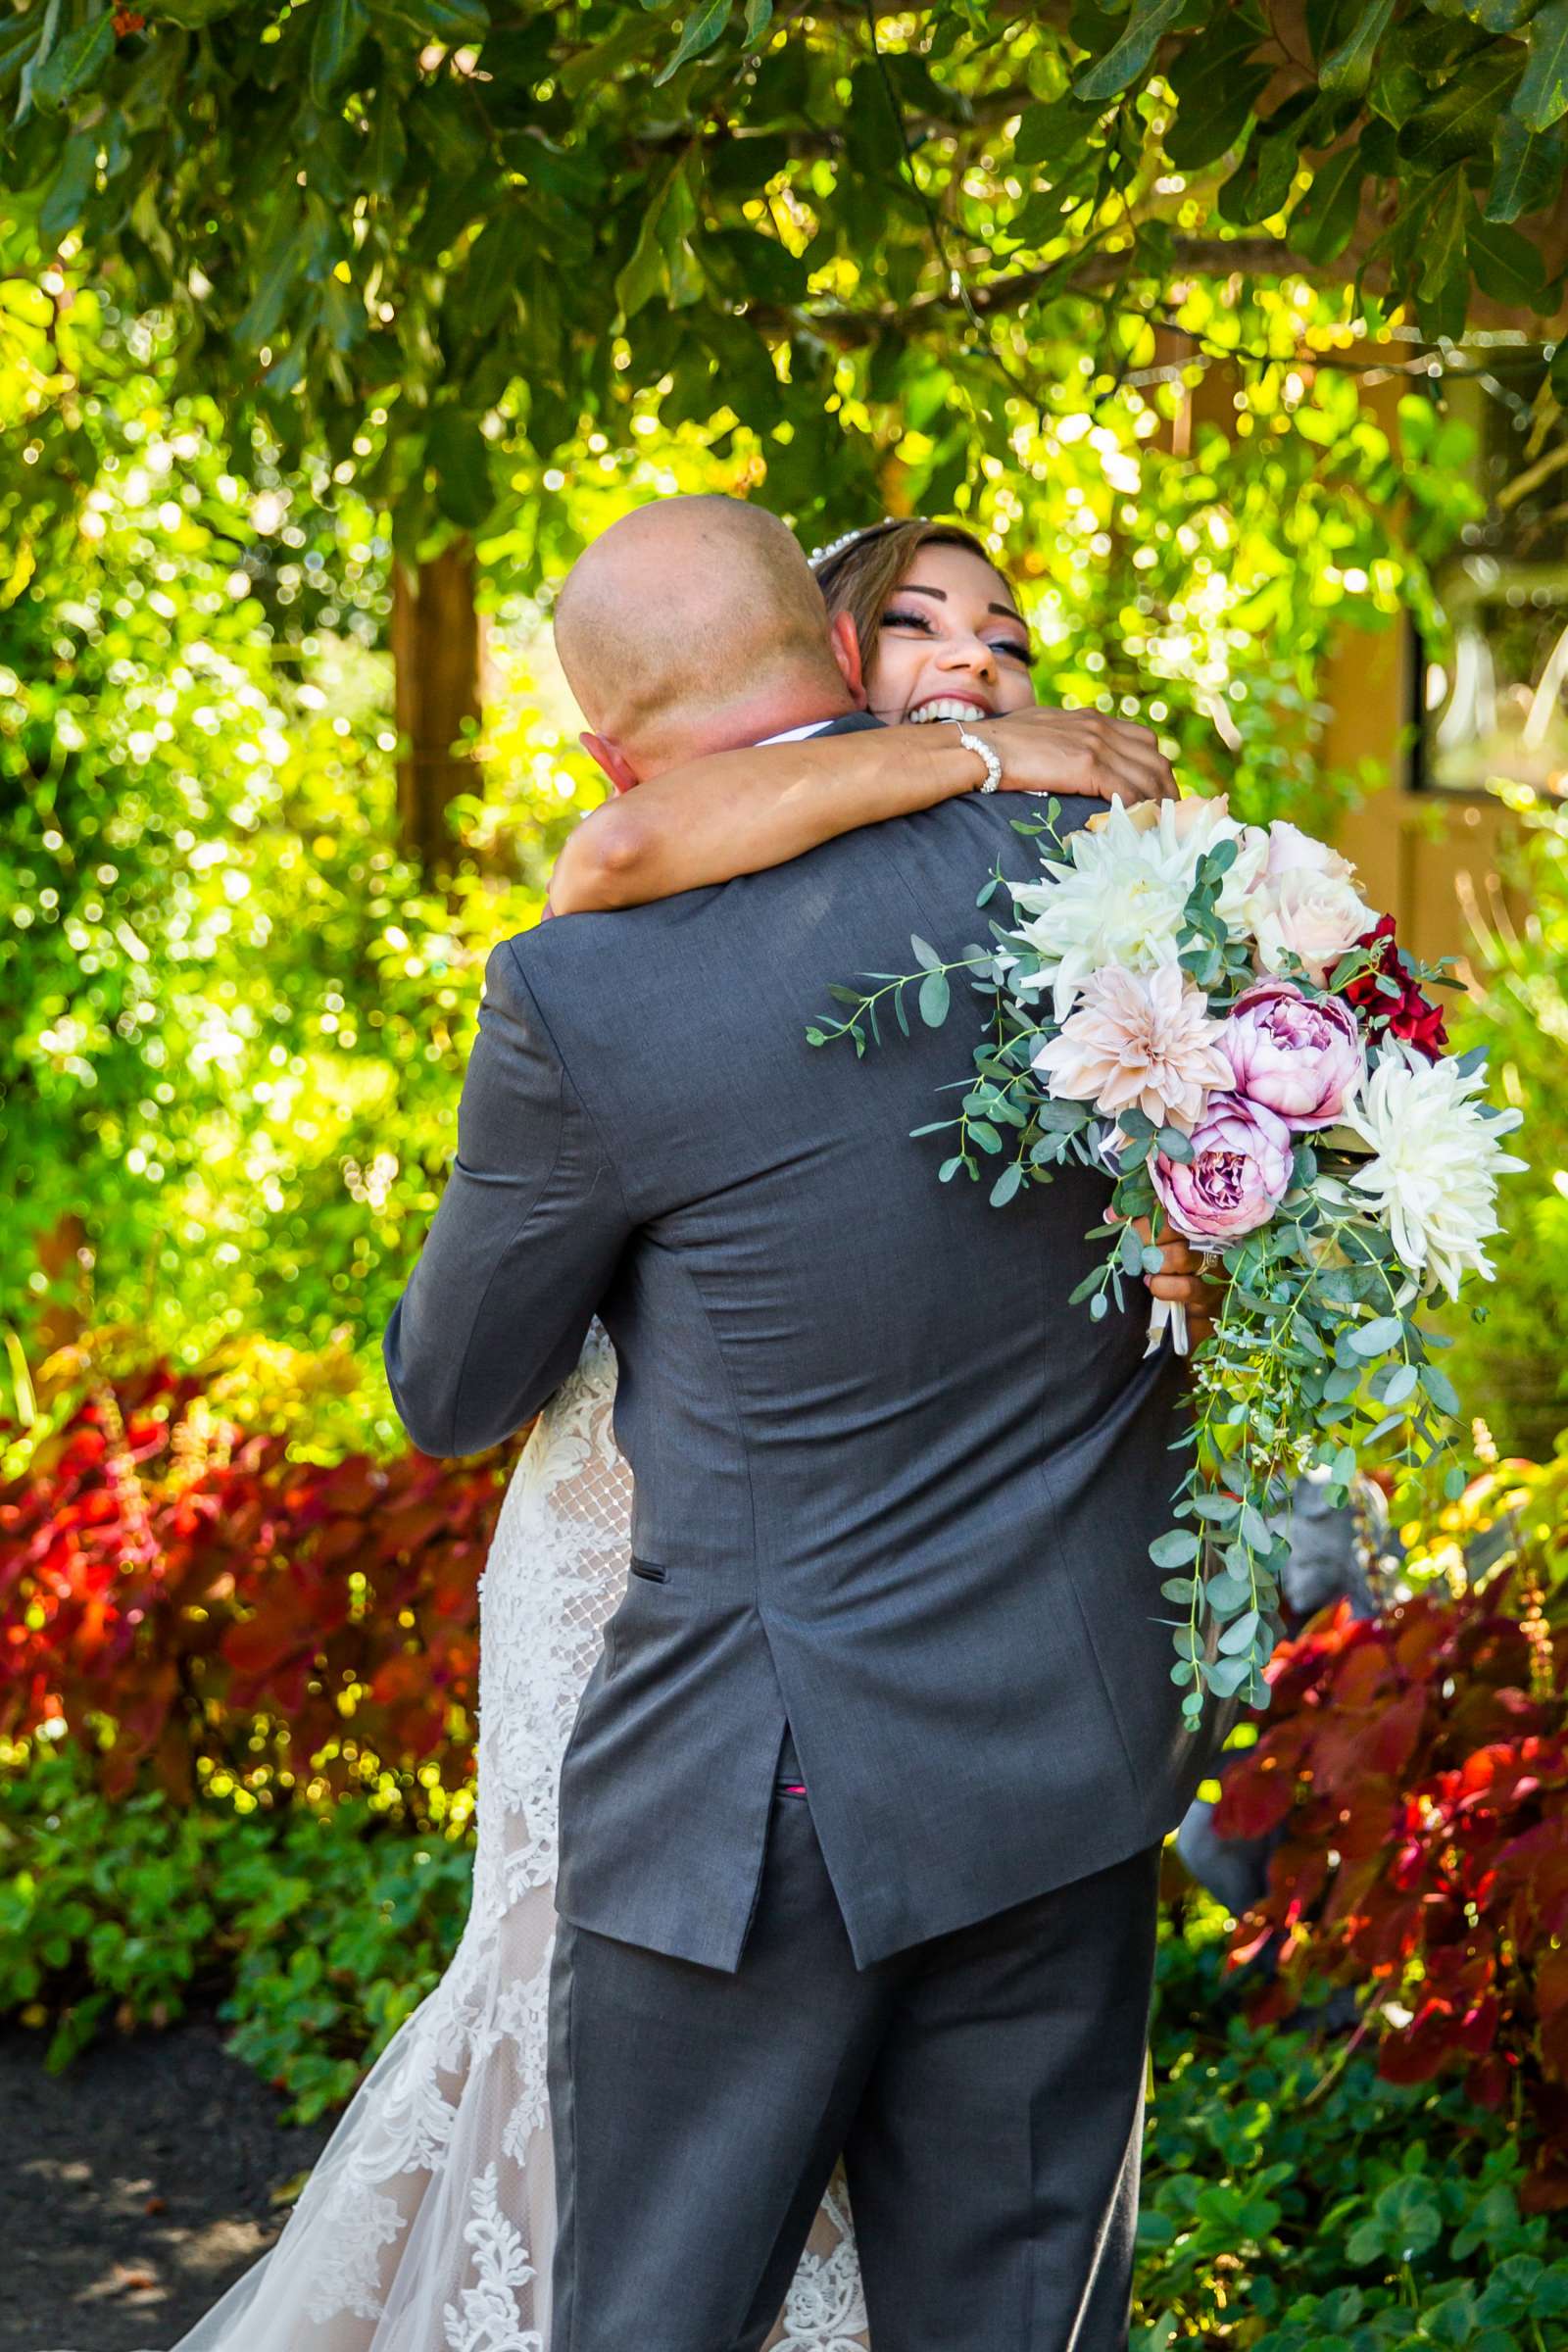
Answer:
[{"left": 1, "top": 2011, "right": 331, "bottom": 2352}]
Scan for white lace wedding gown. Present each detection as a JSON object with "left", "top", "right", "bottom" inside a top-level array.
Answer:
[{"left": 161, "top": 1322, "right": 869, "bottom": 2352}]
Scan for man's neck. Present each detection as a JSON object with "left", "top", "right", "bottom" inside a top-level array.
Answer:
[{"left": 641, "top": 686, "right": 859, "bottom": 778}]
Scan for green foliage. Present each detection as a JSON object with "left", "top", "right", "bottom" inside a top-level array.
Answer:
[
  {"left": 213, "top": 1806, "right": 475, "bottom": 2121},
  {"left": 6, "top": 1741, "right": 1560, "bottom": 2305},
  {"left": 0, "top": 276, "right": 609, "bottom": 1385},
  {"left": 1441, "top": 785, "right": 1568, "bottom": 1456},
  {"left": 0, "top": 3, "right": 1549, "bottom": 551},
  {"left": 1, "top": 224, "right": 1484, "bottom": 1385},
  {"left": 0, "top": 1741, "right": 473, "bottom": 2120},
  {"left": 1134, "top": 1917, "right": 1568, "bottom": 2345}
]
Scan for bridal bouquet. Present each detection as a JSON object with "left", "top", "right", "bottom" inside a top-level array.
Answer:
[{"left": 808, "top": 796, "right": 1525, "bottom": 1725}]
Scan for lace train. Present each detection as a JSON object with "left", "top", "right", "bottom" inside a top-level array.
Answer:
[{"left": 158, "top": 1326, "right": 869, "bottom": 2351}]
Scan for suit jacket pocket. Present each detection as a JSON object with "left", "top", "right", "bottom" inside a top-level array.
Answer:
[{"left": 606, "top": 1558, "right": 676, "bottom": 1682}]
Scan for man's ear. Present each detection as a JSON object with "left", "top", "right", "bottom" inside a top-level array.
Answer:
[
  {"left": 827, "top": 610, "right": 867, "bottom": 708},
  {"left": 580, "top": 730, "right": 641, "bottom": 794}
]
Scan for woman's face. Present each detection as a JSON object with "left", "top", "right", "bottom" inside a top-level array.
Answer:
[{"left": 863, "top": 541, "right": 1037, "bottom": 728}]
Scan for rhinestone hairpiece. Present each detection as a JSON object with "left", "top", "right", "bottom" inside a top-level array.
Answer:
[{"left": 807, "top": 516, "right": 927, "bottom": 570}]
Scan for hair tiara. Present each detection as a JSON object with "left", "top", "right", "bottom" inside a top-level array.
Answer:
[{"left": 807, "top": 517, "right": 928, "bottom": 571}]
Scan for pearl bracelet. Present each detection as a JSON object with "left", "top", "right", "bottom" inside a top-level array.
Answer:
[{"left": 956, "top": 723, "right": 1003, "bottom": 795}]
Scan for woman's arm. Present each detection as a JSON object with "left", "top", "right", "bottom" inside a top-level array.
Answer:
[{"left": 548, "top": 710, "right": 1174, "bottom": 915}]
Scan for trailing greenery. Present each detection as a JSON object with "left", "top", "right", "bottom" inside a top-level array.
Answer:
[{"left": 808, "top": 802, "right": 1502, "bottom": 1721}]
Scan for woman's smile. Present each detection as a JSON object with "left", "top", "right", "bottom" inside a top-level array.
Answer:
[{"left": 906, "top": 692, "right": 1000, "bottom": 724}]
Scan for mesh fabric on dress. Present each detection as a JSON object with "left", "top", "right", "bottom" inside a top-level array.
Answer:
[{"left": 159, "top": 1324, "right": 869, "bottom": 2352}]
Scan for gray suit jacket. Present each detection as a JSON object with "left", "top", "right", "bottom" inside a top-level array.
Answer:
[{"left": 384, "top": 715, "right": 1226, "bottom": 1972}]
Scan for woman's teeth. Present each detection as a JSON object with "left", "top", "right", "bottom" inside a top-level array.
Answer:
[{"left": 908, "top": 698, "right": 990, "bottom": 724}]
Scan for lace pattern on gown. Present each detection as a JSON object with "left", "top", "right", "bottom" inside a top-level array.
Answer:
[{"left": 158, "top": 1324, "right": 868, "bottom": 2352}]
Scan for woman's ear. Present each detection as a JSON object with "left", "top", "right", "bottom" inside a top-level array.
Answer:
[
  {"left": 580, "top": 730, "right": 641, "bottom": 794},
  {"left": 827, "top": 611, "right": 866, "bottom": 707}
]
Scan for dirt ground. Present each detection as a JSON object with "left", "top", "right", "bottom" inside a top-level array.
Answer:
[{"left": 1, "top": 2007, "right": 333, "bottom": 2352}]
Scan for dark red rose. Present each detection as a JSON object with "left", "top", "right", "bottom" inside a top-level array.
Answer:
[{"left": 1340, "top": 914, "right": 1448, "bottom": 1059}]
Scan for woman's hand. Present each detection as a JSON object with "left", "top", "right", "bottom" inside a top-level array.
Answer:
[
  {"left": 1137, "top": 1216, "right": 1227, "bottom": 1349},
  {"left": 974, "top": 710, "right": 1176, "bottom": 806},
  {"left": 1107, "top": 1207, "right": 1227, "bottom": 1348}
]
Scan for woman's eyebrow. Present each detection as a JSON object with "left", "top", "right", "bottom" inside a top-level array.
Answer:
[{"left": 899, "top": 579, "right": 1029, "bottom": 628}]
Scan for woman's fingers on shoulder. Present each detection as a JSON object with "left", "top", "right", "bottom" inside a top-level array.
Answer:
[{"left": 989, "top": 708, "right": 1177, "bottom": 802}]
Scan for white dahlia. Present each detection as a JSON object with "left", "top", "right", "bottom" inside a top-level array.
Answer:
[
  {"left": 1009, "top": 801, "right": 1193, "bottom": 1021},
  {"left": 1011, "top": 795, "right": 1268, "bottom": 1021},
  {"left": 1338, "top": 1044, "right": 1527, "bottom": 1299}
]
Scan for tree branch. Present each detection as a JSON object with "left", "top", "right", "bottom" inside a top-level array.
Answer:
[{"left": 744, "top": 236, "right": 1334, "bottom": 349}]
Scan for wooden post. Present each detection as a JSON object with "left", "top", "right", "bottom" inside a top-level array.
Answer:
[
  {"left": 33, "top": 1209, "right": 88, "bottom": 1361},
  {"left": 391, "top": 540, "right": 486, "bottom": 871}
]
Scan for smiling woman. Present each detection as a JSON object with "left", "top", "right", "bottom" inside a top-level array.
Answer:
[
  {"left": 545, "top": 511, "right": 1177, "bottom": 916},
  {"left": 809, "top": 520, "right": 1038, "bottom": 726}
]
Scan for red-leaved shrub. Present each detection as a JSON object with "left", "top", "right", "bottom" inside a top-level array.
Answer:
[
  {"left": 1215, "top": 1575, "right": 1568, "bottom": 2204},
  {"left": 0, "top": 1359, "right": 512, "bottom": 1818}
]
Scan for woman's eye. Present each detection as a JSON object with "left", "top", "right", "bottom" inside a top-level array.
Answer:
[
  {"left": 993, "top": 639, "right": 1033, "bottom": 664},
  {"left": 882, "top": 607, "right": 932, "bottom": 633}
]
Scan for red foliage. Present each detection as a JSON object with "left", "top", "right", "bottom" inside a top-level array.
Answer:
[
  {"left": 0, "top": 1363, "right": 514, "bottom": 1817},
  {"left": 1213, "top": 1581, "right": 1568, "bottom": 2202}
]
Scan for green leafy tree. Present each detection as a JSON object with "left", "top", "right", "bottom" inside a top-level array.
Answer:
[{"left": 2, "top": 1, "right": 1562, "bottom": 541}]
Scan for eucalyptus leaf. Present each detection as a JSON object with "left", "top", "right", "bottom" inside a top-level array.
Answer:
[
  {"left": 918, "top": 969, "right": 951, "bottom": 1028},
  {"left": 1151, "top": 1529, "right": 1201, "bottom": 1567},
  {"left": 1350, "top": 1313, "right": 1405, "bottom": 1354},
  {"left": 1218, "top": 1607, "right": 1261, "bottom": 1655}
]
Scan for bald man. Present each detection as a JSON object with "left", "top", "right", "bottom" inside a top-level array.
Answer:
[
  {"left": 553, "top": 495, "right": 858, "bottom": 777},
  {"left": 384, "top": 495, "right": 1230, "bottom": 2350}
]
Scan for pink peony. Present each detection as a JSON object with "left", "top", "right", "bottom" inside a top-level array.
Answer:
[
  {"left": 1152, "top": 1091, "right": 1294, "bottom": 1243},
  {"left": 1221, "top": 979, "right": 1365, "bottom": 1131},
  {"left": 1031, "top": 963, "right": 1234, "bottom": 1132}
]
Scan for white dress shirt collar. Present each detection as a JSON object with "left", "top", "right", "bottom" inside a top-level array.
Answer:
[{"left": 755, "top": 717, "right": 842, "bottom": 747}]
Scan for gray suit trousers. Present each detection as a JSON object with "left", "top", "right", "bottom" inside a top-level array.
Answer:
[{"left": 548, "top": 1737, "right": 1161, "bottom": 2352}]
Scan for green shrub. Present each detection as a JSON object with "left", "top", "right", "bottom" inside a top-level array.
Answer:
[
  {"left": 0, "top": 1743, "right": 471, "bottom": 2120},
  {"left": 1133, "top": 1908, "right": 1563, "bottom": 2345}
]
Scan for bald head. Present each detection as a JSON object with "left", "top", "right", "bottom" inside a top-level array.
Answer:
[{"left": 554, "top": 495, "right": 855, "bottom": 773}]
